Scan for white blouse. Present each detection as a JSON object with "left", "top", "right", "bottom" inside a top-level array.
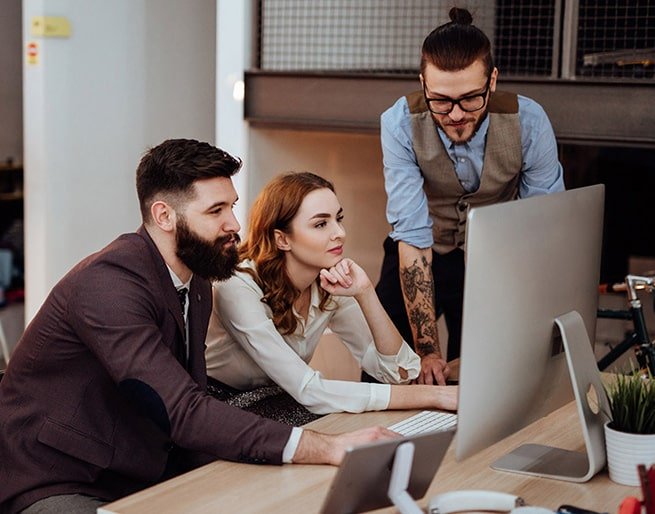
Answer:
[{"left": 205, "top": 261, "right": 421, "bottom": 414}]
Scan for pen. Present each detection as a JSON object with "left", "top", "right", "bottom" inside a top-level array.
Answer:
[{"left": 639, "top": 464, "right": 655, "bottom": 514}]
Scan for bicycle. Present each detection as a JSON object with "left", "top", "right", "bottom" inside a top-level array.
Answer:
[{"left": 597, "top": 274, "right": 655, "bottom": 376}]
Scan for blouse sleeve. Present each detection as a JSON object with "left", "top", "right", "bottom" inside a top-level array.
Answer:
[
  {"left": 213, "top": 276, "right": 392, "bottom": 415},
  {"left": 327, "top": 296, "right": 421, "bottom": 383}
]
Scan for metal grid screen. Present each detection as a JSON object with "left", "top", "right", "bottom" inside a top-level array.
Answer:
[
  {"left": 257, "top": 1, "right": 655, "bottom": 80},
  {"left": 494, "top": 0, "right": 557, "bottom": 76},
  {"left": 258, "top": 0, "right": 496, "bottom": 73},
  {"left": 257, "top": 0, "right": 559, "bottom": 77},
  {"left": 578, "top": 0, "right": 655, "bottom": 79}
]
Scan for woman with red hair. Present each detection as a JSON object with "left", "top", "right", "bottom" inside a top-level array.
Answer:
[{"left": 205, "top": 172, "right": 456, "bottom": 417}]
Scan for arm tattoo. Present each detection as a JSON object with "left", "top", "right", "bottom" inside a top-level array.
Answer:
[
  {"left": 409, "top": 307, "right": 438, "bottom": 345},
  {"left": 416, "top": 342, "right": 436, "bottom": 356},
  {"left": 400, "top": 256, "right": 434, "bottom": 302},
  {"left": 401, "top": 255, "right": 441, "bottom": 357}
]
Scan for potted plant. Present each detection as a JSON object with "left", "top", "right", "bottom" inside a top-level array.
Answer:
[{"left": 604, "top": 371, "right": 655, "bottom": 486}]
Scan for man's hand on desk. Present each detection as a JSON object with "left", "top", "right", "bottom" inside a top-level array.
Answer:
[
  {"left": 416, "top": 353, "right": 450, "bottom": 385},
  {"left": 291, "top": 427, "right": 399, "bottom": 465}
]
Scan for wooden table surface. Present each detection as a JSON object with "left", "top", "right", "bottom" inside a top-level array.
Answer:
[{"left": 100, "top": 399, "right": 638, "bottom": 514}]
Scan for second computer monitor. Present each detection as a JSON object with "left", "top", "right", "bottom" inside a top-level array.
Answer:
[{"left": 455, "top": 184, "right": 606, "bottom": 480}]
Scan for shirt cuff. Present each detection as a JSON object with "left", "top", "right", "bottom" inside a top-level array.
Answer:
[
  {"left": 366, "top": 383, "right": 392, "bottom": 411},
  {"left": 374, "top": 343, "right": 421, "bottom": 383},
  {"left": 388, "top": 228, "right": 434, "bottom": 249},
  {"left": 283, "top": 427, "right": 304, "bottom": 463}
]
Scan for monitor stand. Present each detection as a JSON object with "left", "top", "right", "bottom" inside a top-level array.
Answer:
[
  {"left": 387, "top": 441, "right": 423, "bottom": 514},
  {"left": 389, "top": 442, "right": 529, "bottom": 512},
  {"left": 490, "top": 310, "right": 609, "bottom": 482}
]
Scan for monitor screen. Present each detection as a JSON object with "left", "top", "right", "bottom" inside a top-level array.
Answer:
[{"left": 455, "top": 185, "right": 605, "bottom": 476}]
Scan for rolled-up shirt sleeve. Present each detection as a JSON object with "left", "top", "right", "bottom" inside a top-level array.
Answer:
[
  {"left": 381, "top": 98, "right": 434, "bottom": 249},
  {"left": 363, "top": 344, "right": 422, "bottom": 383},
  {"left": 517, "top": 96, "right": 566, "bottom": 198}
]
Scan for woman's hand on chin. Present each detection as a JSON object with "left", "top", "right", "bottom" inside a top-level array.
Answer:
[{"left": 319, "top": 258, "right": 373, "bottom": 297}]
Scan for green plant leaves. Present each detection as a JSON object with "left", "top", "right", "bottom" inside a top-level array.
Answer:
[{"left": 605, "top": 372, "right": 655, "bottom": 434}]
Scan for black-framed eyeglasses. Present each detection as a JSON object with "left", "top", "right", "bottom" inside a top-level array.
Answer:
[{"left": 423, "top": 75, "right": 492, "bottom": 115}]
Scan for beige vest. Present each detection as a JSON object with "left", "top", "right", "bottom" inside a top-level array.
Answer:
[{"left": 406, "top": 90, "right": 522, "bottom": 254}]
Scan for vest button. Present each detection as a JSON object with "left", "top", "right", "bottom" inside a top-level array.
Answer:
[{"left": 458, "top": 202, "right": 468, "bottom": 212}]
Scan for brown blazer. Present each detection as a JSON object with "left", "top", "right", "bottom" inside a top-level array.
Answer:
[{"left": 0, "top": 226, "right": 292, "bottom": 513}]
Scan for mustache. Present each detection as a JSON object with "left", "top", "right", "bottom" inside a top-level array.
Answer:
[
  {"left": 216, "top": 233, "right": 241, "bottom": 246},
  {"left": 443, "top": 117, "right": 475, "bottom": 126}
]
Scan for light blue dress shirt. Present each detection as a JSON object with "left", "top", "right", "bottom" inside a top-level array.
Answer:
[{"left": 381, "top": 94, "right": 565, "bottom": 249}]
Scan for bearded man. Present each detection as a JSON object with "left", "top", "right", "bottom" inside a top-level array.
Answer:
[
  {"left": 374, "top": 7, "right": 565, "bottom": 386},
  {"left": 0, "top": 139, "right": 394, "bottom": 514}
]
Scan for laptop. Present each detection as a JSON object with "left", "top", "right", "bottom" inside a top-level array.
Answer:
[{"left": 319, "top": 429, "right": 455, "bottom": 514}]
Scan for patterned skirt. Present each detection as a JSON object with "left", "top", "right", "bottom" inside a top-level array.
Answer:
[{"left": 206, "top": 376, "right": 324, "bottom": 426}]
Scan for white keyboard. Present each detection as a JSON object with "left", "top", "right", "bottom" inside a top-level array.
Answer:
[{"left": 388, "top": 410, "right": 457, "bottom": 436}]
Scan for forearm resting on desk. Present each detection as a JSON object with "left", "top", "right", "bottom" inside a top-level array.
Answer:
[{"left": 388, "top": 383, "right": 458, "bottom": 411}]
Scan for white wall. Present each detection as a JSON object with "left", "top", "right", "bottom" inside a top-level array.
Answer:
[
  {"left": 19, "top": 1, "right": 395, "bottom": 320},
  {"left": 247, "top": 128, "right": 390, "bottom": 281},
  {"left": 216, "top": 0, "right": 251, "bottom": 228},
  {"left": 0, "top": 0, "right": 23, "bottom": 164},
  {"left": 23, "top": 0, "right": 216, "bottom": 319}
]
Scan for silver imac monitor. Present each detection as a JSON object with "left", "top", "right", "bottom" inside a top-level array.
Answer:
[{"left": 455, "top": 184, "right": 609, "bottom": 482}]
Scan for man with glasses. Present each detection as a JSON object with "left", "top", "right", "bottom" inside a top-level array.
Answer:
[{"left": 374, "top": 7, "right": 564, "bottom": 385}]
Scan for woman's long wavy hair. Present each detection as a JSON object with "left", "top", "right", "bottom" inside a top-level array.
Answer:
[{"left": 239, "top": 172, "right": 336, "bottom": 335}]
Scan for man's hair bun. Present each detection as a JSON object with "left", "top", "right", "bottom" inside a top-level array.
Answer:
[{"left": 449, "top": 7, "right": 473, "bottom": 25}]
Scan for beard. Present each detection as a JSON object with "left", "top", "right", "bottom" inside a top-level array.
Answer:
[
  {"left": 175, "top": 217, "right": 240, "bottom": 282},
  {"left": 436, "top": 108, "right": 489, "bottom": 145}
]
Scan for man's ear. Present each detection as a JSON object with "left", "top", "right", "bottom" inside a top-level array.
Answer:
[
  {"left": 489, "top": 67, "right": 499, "bottom": 92},
  {"left": 419, "top": 73, "right": 424, "bottom": 88},
  {"left": 274, "top": 229, "right": 291, "bottom": 251},
  {"left": 151, "top": 201, "right": 176, "bottom": 232}
]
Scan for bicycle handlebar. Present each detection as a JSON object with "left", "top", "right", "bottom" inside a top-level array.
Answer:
[
  {"left": 625, "top": 275, "right": 655, "bottom": 301},
  {"left": 600, "top": 275, "right": 655, "bottom": 299}
]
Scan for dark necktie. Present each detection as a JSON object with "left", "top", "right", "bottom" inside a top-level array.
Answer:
[
  {"left": 177, "top": 287, "right": 188, "bottom": 316},
  {"left": 176, "top": 287, "right": 188, "bottom": 368}
]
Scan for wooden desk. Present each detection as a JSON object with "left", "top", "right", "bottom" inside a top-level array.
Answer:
[{"left": 101, "top": 400, "right": 638, "bottom": 514}]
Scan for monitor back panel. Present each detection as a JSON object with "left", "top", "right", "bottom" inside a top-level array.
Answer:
[{"left": 456, "top": 185, "right": 605, "bottom": 460}]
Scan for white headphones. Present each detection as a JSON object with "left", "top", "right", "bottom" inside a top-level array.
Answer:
[{"left": 428, "top": 490, "right": 555, "bottom": 514}]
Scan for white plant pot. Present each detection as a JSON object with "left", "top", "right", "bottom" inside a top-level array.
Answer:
[{"left": 604, "top": 422, "right": 655, "bottom": 486}]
